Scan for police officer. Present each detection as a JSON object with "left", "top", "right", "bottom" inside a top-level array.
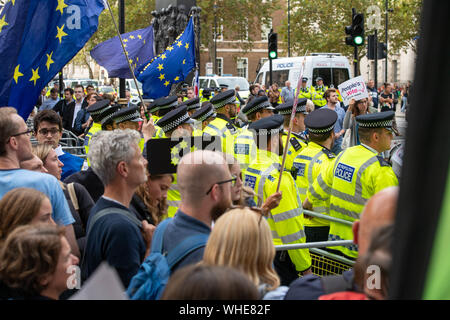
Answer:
[
  {"left": 83, "top": 99, "right": 114, "bottom": 155},
  {"left": 180, "top": 97, "right": 201, "bottom": 117},
  {"left": 156, "top": 106, "right": 195, "bottom": 218},
  {"left": 234, "top": 96, "right": 274, "bottom": 169},
  {"left": 305, "top": 111, "right": 399, "bottom": 260},
  {"left": 292, "top": 108, "right": 337, "bottom": 243},
  {"left": 200, "top": 88, "right": 213, "bottom": 103},
  {"left": 275, "top": 99, "right": 309, "bottom": 174},
  {"left": 203, "top": 89, "right": 240, "bottom": 155},
  {"left": 191, "top": 103, "right": 216, "bottom": 135},
  {"left": 110, "top": 106, "right": 148, "bottom": 152},
  {"left": 298, "top": 77, "right": 313, "bottom": 100},
  {"left": 311, "top": 76, "right": 328, "bottom": 108},
  {"left": 243, "top": 115, "right": 312, "bottom": 285}
]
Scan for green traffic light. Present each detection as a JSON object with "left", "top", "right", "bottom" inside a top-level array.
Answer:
[
  {"left": 269, "top": 51, "right": 277, "bottom": 59},
  {"left": 354, "top": 36, "right": 363, "bottom": 45}
]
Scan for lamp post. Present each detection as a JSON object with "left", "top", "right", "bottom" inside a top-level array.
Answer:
[
  {"left": 119, "top": 0, "right": 125, "bottom": 98},
  {"left": 213, "top": 2, "right": 218, "bottom": 76},
  {"left": 288, "top": 0, "right": 291, "bottom": 57}
]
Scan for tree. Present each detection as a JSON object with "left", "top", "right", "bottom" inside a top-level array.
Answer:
[
  {"left": 196, "top": 0, "right": 280, "bottom": 66},
  {"left": 278, "top": 0, "right": 422, "bottom": 70}
]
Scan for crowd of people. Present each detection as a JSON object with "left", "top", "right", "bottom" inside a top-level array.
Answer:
[{"left": 0, "top": 74, "right": 405, "bottom": 301}]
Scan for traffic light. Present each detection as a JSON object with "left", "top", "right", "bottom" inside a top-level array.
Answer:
[
  {"left": 377, "top": 42, "right": 387, "bottom": 59},
  {"left": 345, "top": 12, "right": 365, "bottom": 46},
  {"left": 268, "top": 32, "right": 278, "bottom": 59},
  {"left": 367, "top": 34, "right": 376, "bottom": 60}
]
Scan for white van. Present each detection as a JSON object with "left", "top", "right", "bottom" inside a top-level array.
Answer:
[
  {"left": 125, "top": 79, "right": 143, "bottom": 98},
  {"left": 199, "top": 75, "right": 250, "bottom": 100},
  {"left": 255, "top": 53, "right": 352, "bottom": 89}
]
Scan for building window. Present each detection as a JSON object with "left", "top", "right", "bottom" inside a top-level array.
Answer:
[
  {"left": 392, "top": 60, "right": 398, "bottom": 83},
  {"left": 237, "top": 58, "right": 248, "bottom": 79},
  {"left": 261, "top": 18, "right": 272, "bottom": 41},
  {"left": 216, "top": 57, "right": 223, "bottom": 76}
]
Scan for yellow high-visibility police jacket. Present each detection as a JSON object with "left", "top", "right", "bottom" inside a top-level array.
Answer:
[
  {"left": 281, "top": 130, "right": 308, "bottom": 174},
  {"left": 292, "top": 141, "right": 335, "bottom": 227},
  {"left": 308, "top": 144, "right": 399, "bottom": 258},
  {"left": 233, "top": 127, "right": 257, "bottom": 170},
  {"left": 243, "top": 149, "right": 312, "bottom": 272},
  {"left": 203, "top": 113, "right": 239, "bottom": 155}
]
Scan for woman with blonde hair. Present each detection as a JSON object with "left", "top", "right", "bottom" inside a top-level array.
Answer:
[
  {"left": 0, "top": 188, "right": 55, "bottom": 247},
  {"left": 202, "top": 207, "right": 289, "bottom": 299},
  {"left": 0, "top": 224, "right": 79, "bottom": 300}
]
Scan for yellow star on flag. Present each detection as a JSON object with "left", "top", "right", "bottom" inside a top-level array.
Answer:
[
  {"left": 143, "top": 40, "right": 146, "bottom": 45},
  {"left": 123, "top": 38, "right": 128, "bottom": 43},
  {"left": 55, "top": 25, "right": 68, "bottom": 43},
  {"left": 185, "top": 42, "right": 190, "bottom": 50},
  {"left": 182, "top": 59, "right": 186, "bottom": 65},
  {"left": 176, "top": 41, "right": 183, "bottom": 47},
  {"left": 158, "top": 73, "right": 165, "bottom": 81},
  {"left": 0, "top": 15, "right": 9, "bottom": 33},
  {"left": 137, "top": 34, "right": 142, "bottom": 39},
  {"left": 171, "top": 146, "right": 179, "bottom": 156},
  {"left": 174, "top": 76, "right": 180, "bottom": 81},
  {"left": 56, "top": 0, "right": 68, "bottom": 15},
  {"left": 129, "top": 35, "right": 135, "bottom": 40},
  {"left": 160, "top": 54, "right": 166, "bottom": 60},
  {"left": 45, "top": 52, "right": 54, "bottom": 71},
  {"left": 171, "top": 156, "right": 180, "bottom": 166},
  {"left": 179, "top": 140, "right": 188, "bottom": 149},
  {"left": 164, "top": 80, "right": 170, "bottom": 87},
  {"left": 157, "top": 64, "right": 164, "bottom": 71},
  {"left": 29, "top": 67, "right": 40, "bottom": 86},
  {"left": 167, "top": 46, "right": 173, "bottom": 52},
  {"left": 13, "top": 65, "right": 23, "bottom": 84},
  {"left": 129, "top": 58, "right": 133, "bottom": 64},
  {"left": 11, "top": 0, "right": 16, "bottom": 5}
]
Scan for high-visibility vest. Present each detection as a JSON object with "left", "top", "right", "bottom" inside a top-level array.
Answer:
[
  {"left": 243, "top": 150, "right": 312, "bottom": 272},
  {"left": 233, "top": 128, "right": 257, "bottom": 170},
  {"left": 298, "top": 87, "right": 313, "bottom": 100},
  {"left": 203, "top": 114, "right": 239, "bottom": 155},
  {"left": 292, "top": 141, "right": 335, "bottom": 227},
  {"left": 312, "top": 86, "right": 328, "bottom": 108},
  {"left": 281, "top": 130, "right": 308, "bottom": 175},
  {"left": 84, "top": 122, "right": 102, "bottom": 156},
  {"left": 167, "top": 173, "right": 180, "bottom": 218},
  {"left": 151, "top": 116, "right": 166, "bottom": 139},
  {"left": 308, "top": 144, "right": 399, "bottom": 258}
]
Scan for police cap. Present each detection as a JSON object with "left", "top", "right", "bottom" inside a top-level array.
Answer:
[
  {"left": 156, "top": 105, "right": 194, "bottom": 133},
  {"left": 302, "top": 77, "right": 308, "bottom": 82},
  {"left": 304, "top": 108, "right": 337, "bottom": 134},
  {"left": 209, "top": 89, "right": 236, "bottom": 109},
  {"left": 111, "top": 106, "right": 143, "bottom": 125},
  {"left": 316, "top": 76, "right": 323, "bottom": 82},
  {"left": 241, "top": 96, "right": 274, "bottom": 116},
  {"left": 155, "top": 95, "right": 178, "bottom": 110},
  {"left": 99, "top": 104, "right": 121, "bottom": 126},
  {"left": 248, "top": 114, "right": 284, "bottom": 136},
  {"left": 191, "top": 103, "right": 216, "bottom": 122},
  {"left": 180, "top": 97, "right": 200, "bottom": 111},
  {"left": 356, "top": 110, "right": 395, "bottom": 132},
  {"left": 275, "top": 98, "right": 308, "bottom": 115},
  {"left": 202, "top": 88, "right": 213, "bottom": 97}
]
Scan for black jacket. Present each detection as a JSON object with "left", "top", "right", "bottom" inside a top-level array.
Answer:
[{"left": 61, "top": 99, "right": 88, "bottom": 132}]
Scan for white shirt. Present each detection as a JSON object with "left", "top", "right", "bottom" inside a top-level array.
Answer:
[{"left": 72, "top": 99, "right": 83, "bottom": 128}]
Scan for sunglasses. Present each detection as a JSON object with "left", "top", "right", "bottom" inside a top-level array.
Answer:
[{"left": 205, "top": 175, "right": 237, "bottom": 195}]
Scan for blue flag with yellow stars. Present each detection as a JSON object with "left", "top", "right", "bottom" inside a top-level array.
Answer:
[
  {"left": 90, "top": 24, "right": 154, "bottom": 79},
  {"left": 0, "top": 0, "right": 104, "bottom": 120},
  {"left": 136, "top": 16, "right": 196, "bottom": 99}
]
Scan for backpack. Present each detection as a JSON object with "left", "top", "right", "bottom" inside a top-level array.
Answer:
[{"left": 126, "top": 218, "right": 208, "bottom": 300}]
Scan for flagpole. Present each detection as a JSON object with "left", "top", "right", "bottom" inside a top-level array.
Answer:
[
  {"left": 276, "top": 51, "right": 308, "bottom": 192},
  {"left": 103, "top": 0, "right": 146, "bottom": 108}
]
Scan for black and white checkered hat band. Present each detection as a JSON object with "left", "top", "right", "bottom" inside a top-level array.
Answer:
[
  {"left": 90, "top": 106, "right": 111, "bottom": 116},
  {"left": 160, "top": 100, "right": 178, "bottom": 110},
  {"left": 358, "top": 120, "right": 393, "bottom": 128},
  {"left": 114, "top": 111, "right": 141, "bottom": 124},
  {"left": 161, "top": 113, "right": 189, "bottom": 132},
  {"left": 212, "top": 95, "right": 236, "bottom": 109},
  {"left": 100, "top": 112, "right": 116, "bottom": 125},
  {"left": 186, "top": 103, "right": 200, "bottom": 111},
  {"left": 196, "top": 109, "right": 216, "bottom": 122},
  {"left": 278, "top": 105, "right": 307, "bottom": 115},
  {"left": 308, "top": 125, "right": 335, "bottom": 134},
  {"left": 253, "top": 125, "right": 284, "bottom": 136},
  {"left": 245, "top": 101, "right": 272, "bottom": 115}
]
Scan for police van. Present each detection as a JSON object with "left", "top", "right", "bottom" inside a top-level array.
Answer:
[{"left": 255, "top": 53, "right": 352, "bottom": 89}]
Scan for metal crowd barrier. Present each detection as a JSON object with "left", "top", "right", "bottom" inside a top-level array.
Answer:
[{"left": 273, "top": 209, "right": 356, "bottom": 276}]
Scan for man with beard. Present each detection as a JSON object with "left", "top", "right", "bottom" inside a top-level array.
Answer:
[
  {"left": 203, "top": 89, "right": 240, "bottom": 156},
  {"left": 243, "top": 115, "right": 312, "bottom": 286},
  {"left": 157, "top": 150, "right": 233, "bottom": 274}
]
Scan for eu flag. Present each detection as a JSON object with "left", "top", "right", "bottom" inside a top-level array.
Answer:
[
  {"left": 90, "top": 25, "right": 154, "bottom": 79},
  {"left": 0, "top": 0, "right": 104, "bottom": 120},
  {"left": 136, "top": 17, "right": 196, "bottom": 99}
]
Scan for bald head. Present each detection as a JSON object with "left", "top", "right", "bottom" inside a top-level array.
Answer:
[
  {"left": 354, "top": 186, "right": 399, "bottom": 255},
  {"left": 177, "top": 150, "right": 230, "bottom": 204}
]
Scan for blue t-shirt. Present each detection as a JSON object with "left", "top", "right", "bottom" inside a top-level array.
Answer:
[
  {"left": 0, "top": 169, "right": 74, "bottom": 226},
  {"left": 324, "top": 104, "right": 346, "bottom": 147},
  {"left": 82, "top": 197, "right": 146, "bottom": 287},
  {"left": 161, "top": 210, "right": 211, "bottom": 273}
]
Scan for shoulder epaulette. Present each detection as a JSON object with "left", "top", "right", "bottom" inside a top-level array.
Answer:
[
  {"left": 377, "top": 155, "right": 391, "bottom": 167},
  {"left": 290, "top": 137, "right": 302, "bottom": 151},
  {"left": 322, "top": 148, "right": 336, "bottom": 159},
  {"left": 226, "top": 122, "right": 237, "bottom": 134}
]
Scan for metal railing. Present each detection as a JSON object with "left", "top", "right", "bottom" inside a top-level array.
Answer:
[{"left": 302, "top": 209, "right": 354, "bottom": 227}]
